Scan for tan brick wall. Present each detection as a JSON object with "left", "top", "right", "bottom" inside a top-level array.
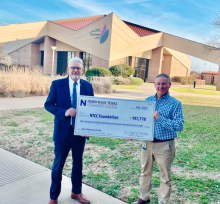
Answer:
[
  {"left": 109, "top": 58, "right": 125, "bottom": 67},
  {"left": 196, "top": 80, "right": 205, "bottom": 85},
  {"left": 214, "top": 75, "right": 218, "bottom": 85},
  {"left": 43, "top": 36, "right": 57, "bottom": 75},
  {"left": 9, "top": 43, "right": 32, "bottom": 67},
  {"left": 217, "top": 66, "right": 220, "bottom": 90},
  {"left": 170, "top": 56, "right": 188, "bottom": 77},
  {"left": 92, "top": 55, "right": 109, "bottom": 69},
  {"left": 148, "top": 47, "right": 163, "bottom": 82},
  {"left": 31, "top": 43, "right": 41, "bottom": 68},
  {"left": 161, "top": 55, "right": 172, "bottom": 76},
  {"left": 202, "top": 74, "right": 212, "bottom": 84},
  {"left": 202, "top": 73, "right": 218, "bottom": 85}
]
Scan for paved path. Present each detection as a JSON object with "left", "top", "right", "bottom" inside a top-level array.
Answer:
[
  {"left": 0, "top": 148, "right": 124, "bottom": 204},
  {"left": 0, "top": 83, "right": 219, "bottom": 111}
]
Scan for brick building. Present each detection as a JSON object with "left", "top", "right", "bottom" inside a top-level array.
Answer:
[
  {"left": 0, "top": 12, "right": 220, "bottom": 88},
  {"left": 201, "top": 72, "right": 218, "bottom": 85}
]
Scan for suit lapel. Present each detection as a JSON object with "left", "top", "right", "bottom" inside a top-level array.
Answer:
[
  {"left": 80, "top": 79, "right": 85, "bottom": 96},
  {"left": 63, "top": 77, "right": 71, "bottom": 106}
]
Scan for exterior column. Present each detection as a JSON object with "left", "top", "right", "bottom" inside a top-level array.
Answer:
[
  {"left": 31, "top": 43, "right": 41, "bottom": 68},
  {"left": 161, "top": 55, "right": 172, "bottom": 76},
  {"left": 43, "top": 36, "right": 56, "bottom": 75},
  {"left": 217, "top": 65, "right": 220, "bottom": 91},
  {"left": 147, "top": 47, "right": 163, "bottom": 82},
  {"left": 130, "top": 56, "right": 135, "bottom": 68},
  {"left": 75, "top": 51, "right": 80, "bottom": 58}
]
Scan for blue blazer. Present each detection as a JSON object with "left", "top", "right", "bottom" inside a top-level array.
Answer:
[{"left": 44, "top": 77, "right": 94, "bottom": 144}]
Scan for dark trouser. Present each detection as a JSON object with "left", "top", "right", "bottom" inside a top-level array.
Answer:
[{"left": 50, "top": 126, "right": 86, "bottom": 200}]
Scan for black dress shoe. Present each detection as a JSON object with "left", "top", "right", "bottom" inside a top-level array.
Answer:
[{"left": 131, "top": 198, "right": 150, "bottom": 204}]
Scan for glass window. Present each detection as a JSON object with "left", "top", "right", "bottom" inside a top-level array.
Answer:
[
  {"left": 124, "top": 56, "right": 130, "bottom": 66},
  {"left": 67, "top": 51, "right": 76, "bottom": 65},
  {"left": 134, "top": 57, "right": 138, "bottom": 68},
  {"left": 82, "top": 52, "right": 92, "bottom": 73}
]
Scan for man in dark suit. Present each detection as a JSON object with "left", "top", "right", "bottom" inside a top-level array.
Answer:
[{"left": 45, "top": 57, "right": 94, "bottom": 204}]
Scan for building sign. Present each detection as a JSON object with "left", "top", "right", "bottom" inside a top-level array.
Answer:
[
  {"left": 90, "top": 29, "right": 100, "bottom": 39},
  {"left": 100, "top": 23, "right": 109, "bottom": 44},
  {"left": 90, "top": 23, "right": 109, "bottom": 44}
]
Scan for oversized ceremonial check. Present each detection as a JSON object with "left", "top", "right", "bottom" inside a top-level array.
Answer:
[{"left": 74, "top": 96, "right": 155, "bottom": 140}]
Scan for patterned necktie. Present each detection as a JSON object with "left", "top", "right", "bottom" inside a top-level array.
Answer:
[{"left": 72, "top": 81, "right": 77, "bottom": 127}]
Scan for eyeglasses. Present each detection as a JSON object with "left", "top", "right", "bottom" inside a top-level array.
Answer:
[{"left": 69, "top": 67, "right": 82, "bottom": 70}]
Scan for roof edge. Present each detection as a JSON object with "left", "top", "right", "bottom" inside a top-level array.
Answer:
[
  {"left": 123, "top": 20, "right": 160, "bottom": 34},
  {"left": 49, "top": 14, "right": 106, "bottom": 32},
  {"left": 51, "top": 15, "right": 106, "bottom": 23},
  {"left": 201, "top": 72, "right": 218, "bottom": 75}
]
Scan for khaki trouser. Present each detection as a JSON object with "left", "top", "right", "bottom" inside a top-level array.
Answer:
[{"left": 140, "top": 139, "right": 175, "bottom": 204}]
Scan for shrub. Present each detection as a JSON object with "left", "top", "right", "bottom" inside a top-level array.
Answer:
[
  {"left": 109, "top": 64, "right": 135, "bottom": 78},
  {"left": 127, "top": 77, "right": 144, "bottom": 85},
  {"left": 85, "top": 67, "right": 112, "bottom": 77},
  {"left": 113, "top": 77, "right": 131, "bottom": 85},
  {"left": 172, "top": 76, "right": 197, "bottom": 85}
]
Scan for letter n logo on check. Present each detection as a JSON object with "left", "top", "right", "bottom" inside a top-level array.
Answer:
[{"left": 80, "top": 99, "right": 86, "bottom": 106}]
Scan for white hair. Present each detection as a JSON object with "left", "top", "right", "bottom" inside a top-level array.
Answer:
[{"left": 68, "top": 57, "right": 83, "bottom": 67}]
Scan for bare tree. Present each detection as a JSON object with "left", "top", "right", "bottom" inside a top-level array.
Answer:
[
  {"left": 0, "top": 43, "right": 5, "bottom": 64},
  {"left": 204, "top": 12, "right": 220, "bottom": 53},
  {"left": 4, "top": 55, "right": 14, "bottom": 69},
  {"left": 0, "top": 43, "right": 14, "bottom": 70}
]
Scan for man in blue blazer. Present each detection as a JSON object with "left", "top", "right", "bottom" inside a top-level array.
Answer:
[{"left": 45, "top": 57, "right": 94, "bottom": 204}]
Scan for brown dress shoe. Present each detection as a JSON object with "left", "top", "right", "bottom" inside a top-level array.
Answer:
[
  {"left": 71, "top": 193, "right": 90, "bottom": 204},
  {"left": 48, "top": 199, "right": 58, "bottom": 204},
  {"left": 132, "top": 198, "right": 150, "bottom": 204}
]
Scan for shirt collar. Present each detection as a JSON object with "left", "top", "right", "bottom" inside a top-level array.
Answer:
[
  {"left": 154, "top": 92, "right": 170, "bottom": 100},
  {"left": 69, "top": 76, "right": 80, "bottom": 86}
]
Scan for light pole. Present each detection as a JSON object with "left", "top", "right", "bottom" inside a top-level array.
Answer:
[{"left": 51, "top": 46, "right": 57, "bottom": 78}]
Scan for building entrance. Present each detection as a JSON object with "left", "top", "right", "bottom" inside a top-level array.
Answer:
[
  {"left": 57, "top": 51, "right": 76, "bottom": 74},
  {"left": 134, "top": 57, "right": 149, "bottom": 81}
]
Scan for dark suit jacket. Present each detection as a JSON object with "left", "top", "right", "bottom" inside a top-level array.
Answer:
[{"left": 44, "top": 77, "right": 94, "bottom": 144}]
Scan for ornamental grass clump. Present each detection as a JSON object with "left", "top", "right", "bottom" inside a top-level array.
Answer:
[
  {"left": 113, "top": 77, "right": 131, "bottom": 85},
  {"left": 0, "top": 65, "right": 55, "bottom": 97},
  {"left": 89, "top": 77, "right": 112, "bottom": 94}
]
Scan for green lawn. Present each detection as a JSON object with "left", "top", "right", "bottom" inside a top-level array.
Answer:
[
  {"left": 197, "top": 87, "right": 216, "bottom": 90},
  {"left": 171, "top": 87, "right": 220, "bottom": 96},
  {"left": 205, "top": 83, "right": 217, "bottom": 86},
  {"left": 0, "top": 96, "right": 220, "bottom": 203},
  {"left": 112, "top": 85, "right": 140, "bottom": 90}
]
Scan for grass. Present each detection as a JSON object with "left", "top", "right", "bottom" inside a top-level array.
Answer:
[
  {"left": 174, "top": 104, "right": 220, "bottom": 171},
  {"left": 89, "top": 137, "right": 126, "bottom": 150},
  {"left": 172, "top": 176, "right": 220, "bottom": 204},
  {"left": 174, "top": 96, "right": 220, "bottom": 107},
  {"left": 205, "top": 83, "right": 216, "bottom": 86},
  {"left": 197, "top": 87, "right": 216, "bottom": 90},
  {"left": 5, "top": 121, "right": 18, "bottom": 127},
  {"left": 0, "top": 96, "right": 220, "bottom": 203},
  {"left": 171, "top": 87, "right": 220, "bottom": 95},
  {"left": 112, "top": 85, "right": 140, "bottom": 90}
]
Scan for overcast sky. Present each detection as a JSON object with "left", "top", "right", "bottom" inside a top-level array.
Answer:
[{"left": 1, "top": 0, "right": 220, "bottom": 72}]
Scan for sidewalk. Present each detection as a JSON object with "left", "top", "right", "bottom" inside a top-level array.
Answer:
[
  {"left": 1, "top": 83, "right": 219, "bottom": 111},
  {"left": 0, "top": 148, "right": 124, "bottom": 204}
]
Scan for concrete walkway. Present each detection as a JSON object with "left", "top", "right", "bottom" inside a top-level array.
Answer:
[
  {"left": 0, "top": 148, "right": 124, "bottom": 204},
  {"left": 0, "top": 83, "right": 219, "bottom": 111}
]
